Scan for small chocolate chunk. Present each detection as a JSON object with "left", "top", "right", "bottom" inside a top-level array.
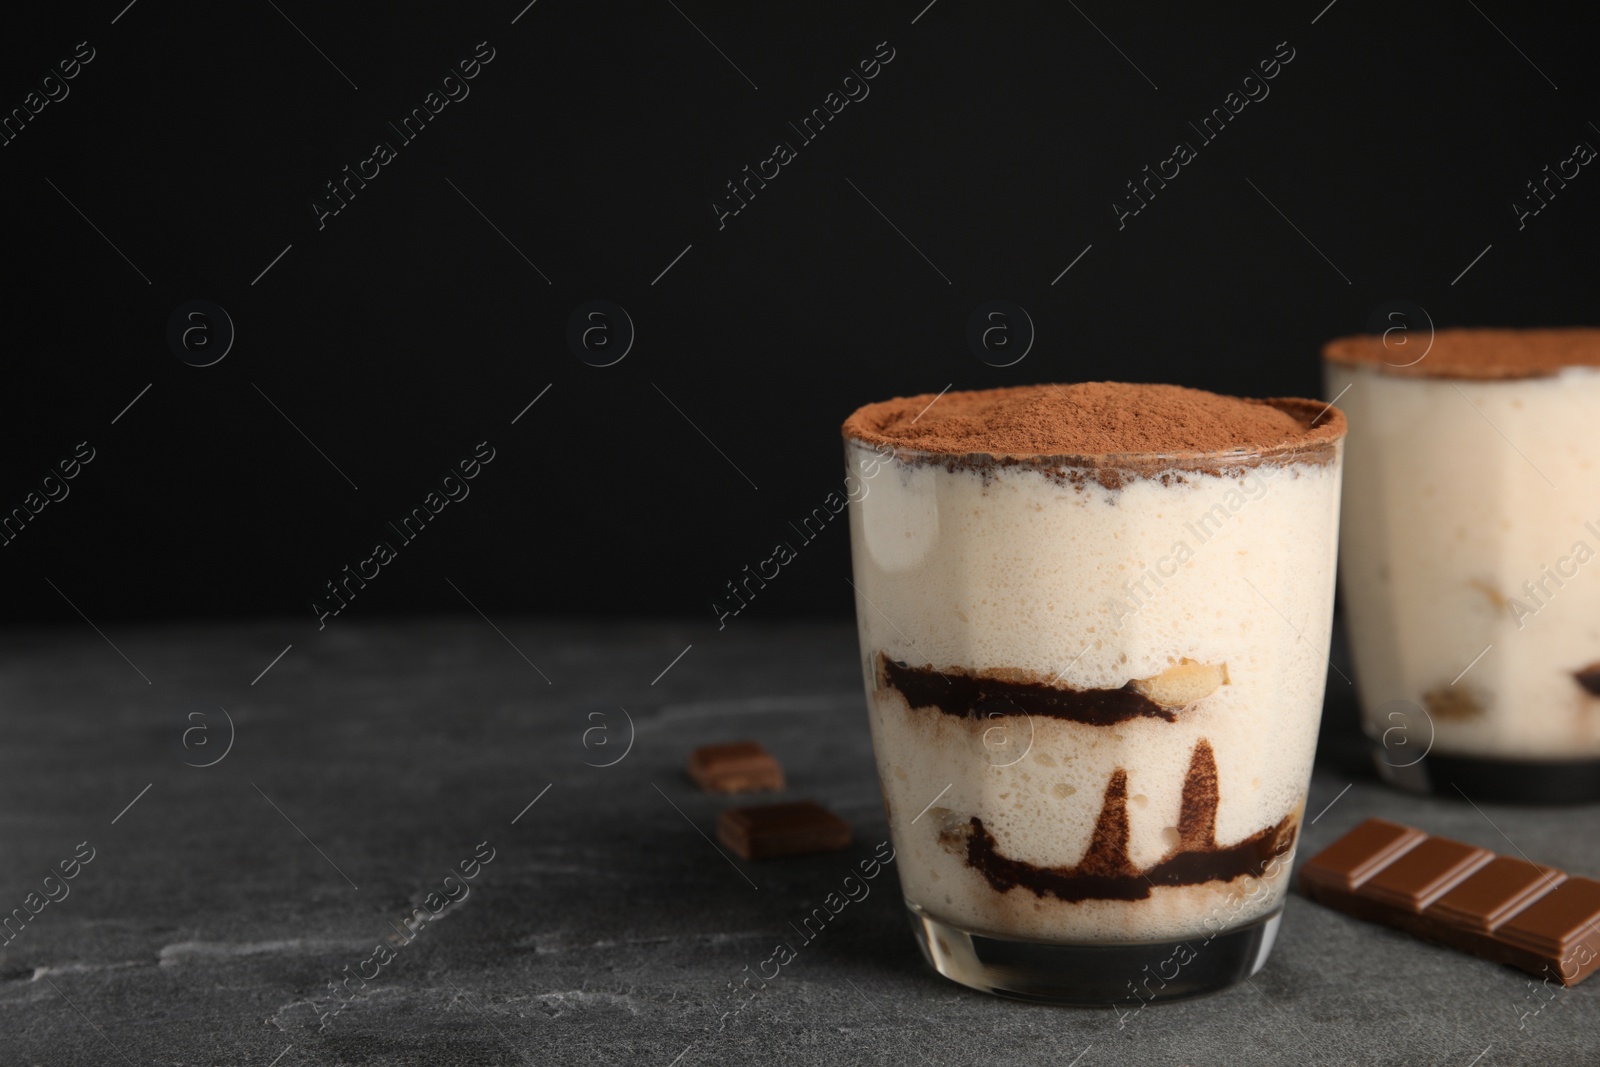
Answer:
[
  {"left": 717, "top": 801, "right": 851, "bottom": 860},
  {"left": 1574, "top": 662, "right": 1600, "bottom": 697},
  {"left": 688, "top": 740, "right": 785, "bottom": 793}
]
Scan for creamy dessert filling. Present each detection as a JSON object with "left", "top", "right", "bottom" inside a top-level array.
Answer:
[
  {"left": 1325, "top": 328, "right": 1600, "bottom": 768},
  {"left": 844, "top": 382, "right": 1345, "bottom": 942}
]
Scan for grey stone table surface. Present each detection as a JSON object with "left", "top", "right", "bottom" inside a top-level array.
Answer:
[{"left": 2, "top": 618, "right": 1596, "bottom": 1066}]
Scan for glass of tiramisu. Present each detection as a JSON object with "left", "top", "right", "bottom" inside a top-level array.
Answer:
[
  {"left": 842, "top": 383, "right": 1346, "bottom": 1004},
  {"left": 1325, "top": 328, "right": 1600, "bottom": 803}
]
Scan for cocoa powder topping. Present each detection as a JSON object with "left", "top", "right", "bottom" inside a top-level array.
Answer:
[
  {"left": 1324, "top": 327, "right": 1600, "bottom": 380},
  {"left": 841, "top": 382, "right": 1343, "bottom": 460}
]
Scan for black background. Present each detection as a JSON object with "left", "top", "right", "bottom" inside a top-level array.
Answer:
[{"left": 2, "top": 0, "right": 1595, "bottom": 627}]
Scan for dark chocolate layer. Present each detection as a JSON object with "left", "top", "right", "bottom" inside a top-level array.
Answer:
[
  {"left": 879, "top": 655, "right": 1176, "bottom": 726},
  {"left": 1367, "top": 743, "right": 1600, "bottom": 804},
  {"left": 943, "top": 740, "right": 1297, "bottom": 903}
]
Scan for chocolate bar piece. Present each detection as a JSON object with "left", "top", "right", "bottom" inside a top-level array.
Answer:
[
  {"left": 1301, "top": 817, "right": 1600, "bottom": 986},
  {"left": 717, "top": 801, "right": 851, "bottom": 860},
  {"left": 688, "top": 740, "right": 786, "bottom": 794}
]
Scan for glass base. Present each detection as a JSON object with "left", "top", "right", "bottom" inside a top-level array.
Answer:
[
  {"left": 1370, "top": 742, "right": 1600, "bottom": 804},
  {"left": 905, "top": 901, "right": 1280, "bottom": 1005}
]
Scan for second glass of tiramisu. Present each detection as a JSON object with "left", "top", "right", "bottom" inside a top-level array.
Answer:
[{"left": 1326, "top": 328, "right": 1600, "bottom": 802}]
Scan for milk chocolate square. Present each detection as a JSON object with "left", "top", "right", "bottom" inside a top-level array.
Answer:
[
  {"left": 1358, "top": 837, "right": 1493, "bottom": 913},
  {"left": 1495, "top": 877, "right": 1600, "bottom": 962},
  {"left": 1300, "top": 818, "right": 1425, "bottom": 892},
  {"left": 688, "top": 740, "right": 786, "bottom": 793},
  {"left": 1426, "top": 857, "right": 1564, "bottom": 933},
  {"left": 717, "top": 801, "right": 851, "bottom": 860}
]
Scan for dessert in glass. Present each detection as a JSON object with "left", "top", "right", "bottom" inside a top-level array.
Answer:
[
  {"left": 843, "top": 382, "right": 1346, "bottom": 1003},
  {"left": 1326, "top": 328, "right": 1600, "bottom": 802}
]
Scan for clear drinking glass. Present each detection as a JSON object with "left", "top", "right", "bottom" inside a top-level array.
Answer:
[
  {"left": 843, "top": 397, "right": 1346, "bottom": 1004},
  {"left": 1327, "top": 351, "right": 1600, "bottom": 802}
]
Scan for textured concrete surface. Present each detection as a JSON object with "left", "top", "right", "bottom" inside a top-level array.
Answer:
[{"left": 0, "top": 619, "right": 1594, "bottom": 1065}]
